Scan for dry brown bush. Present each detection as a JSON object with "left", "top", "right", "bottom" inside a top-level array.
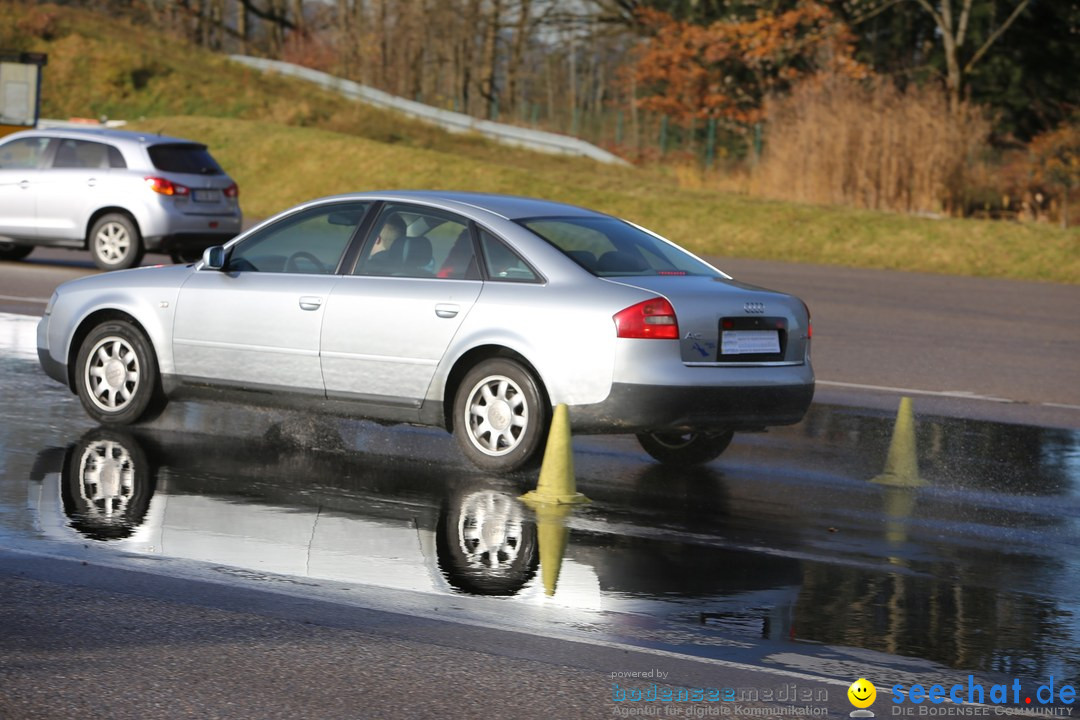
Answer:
[{"left": 754, "top": 76, "right": 991, "bottom": 215}]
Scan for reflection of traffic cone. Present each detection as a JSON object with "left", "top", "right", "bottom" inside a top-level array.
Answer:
[
  {"left": 520, "top": 404, "right": 589, "bottom": 505},
  {"left": 882, "top": 485, "right": 918, "bottom": 547},
  {"left": 872, "top": 397, "right": 927, "bottom": 487},
  {"left": 525, "top": 503, "right": 572, "bottom": 596}
]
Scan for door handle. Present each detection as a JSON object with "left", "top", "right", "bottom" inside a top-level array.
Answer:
[
  {"left": 435, "top": 303, "right": 459, "bottom": 319},
  {"left": 299, "top": 296, "right": 323, "bottom": 311},
  {"left": 18, "top": 180, "right": 29, "bottom": 189},
  {"left": 87, "top": 178, "right": 97, "bottom": 188}
]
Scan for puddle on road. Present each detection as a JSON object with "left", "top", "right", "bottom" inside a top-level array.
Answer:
[{"left": 7, "top": 396, "right": 1078, "bottom": 682}]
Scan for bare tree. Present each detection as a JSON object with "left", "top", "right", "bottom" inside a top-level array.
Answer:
[
  {"left": 506, "top": 0, "right": 533, "bottom": 118},
  {"left": 909, "top": 0, "right": 1031, "bottom": 110}
]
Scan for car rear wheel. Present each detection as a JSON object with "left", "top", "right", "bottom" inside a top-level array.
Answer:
[
  {"left": 90, "top": 214, "right": 144, "bottom": 270},
  {"left": 170, "top": 248, "right": 204, "bottom": 264},
  {"left": 0, "top": 241, "right": 33, "bottom": 261},
  {"left": 454, "top": 359, "right": 548, "bottom": 473},
  {"left": 74, "top": 320, "right": 165, "bottom": 425},
  {"left": 636, "top": 430, "right": 734, "bottom": 466}
]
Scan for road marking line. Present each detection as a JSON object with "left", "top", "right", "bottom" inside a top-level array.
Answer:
[
  {"left": 1043, "top": 402, "right": 1080, "bottom": 411},
  {"left": 817, "top": 380, "right": 1015, "bottom": 403},
  {"left": 0, "top": 294, "right": 48, "bottom": 303}
]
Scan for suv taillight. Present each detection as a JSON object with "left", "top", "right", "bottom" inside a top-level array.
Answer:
[
  {"left": 800, "top": 299, "right": 813, "bottom": 339},
  {"left": 223, "top": 183, "right": 239, "bottom": 199},
  {"left": 144, "top": 177, "right": 190, "bottom": 196},
  {"left": 614, "top": 298, "right": 679, "bottom": 339}
]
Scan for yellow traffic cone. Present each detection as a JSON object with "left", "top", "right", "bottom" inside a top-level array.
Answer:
[
  {"left": 872, "top": 397, "right": 927, "bottom": 487},
  {"left": 520, "top": 404, "right": 590, "bottom": 505}
]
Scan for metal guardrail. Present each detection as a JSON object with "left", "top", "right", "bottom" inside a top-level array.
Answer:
[
  {"left": 229, "top": 55, "right": 629, "bottom": 166},
  {"left": 38, "top": 119, "right": 128, "bottom": 129}
]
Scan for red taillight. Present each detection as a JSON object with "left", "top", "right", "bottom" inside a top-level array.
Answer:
[
  {"left": 223, "top": 183, "right": 239, "bottom": 199},
  {"left": 144, "top": 176, "right": 190, "bottom": 196},
  {"left": 613, "top": 298, "right": 679, "bottom": 339}
]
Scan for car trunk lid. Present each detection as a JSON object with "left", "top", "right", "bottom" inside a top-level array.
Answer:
[{"left": 604, "top": 275, "right": 810, "bottom": 365}]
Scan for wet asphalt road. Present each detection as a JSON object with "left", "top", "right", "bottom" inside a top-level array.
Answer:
[{"left": 1, "top": 305, "right": 1078, "bottom": 718}]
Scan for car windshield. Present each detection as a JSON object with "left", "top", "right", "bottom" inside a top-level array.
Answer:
[
  {"left": 147, "top": 143, "right": 223, "bottom": 175},
  {"left": 518, "top": 216, "right": 722, "bottom": 277}
]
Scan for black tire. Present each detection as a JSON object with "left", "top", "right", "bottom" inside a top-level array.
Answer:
[
  {"left": 74, "top": 320, "right": 165, "bottom": 425},
  {"left": 170, "top": 248, "right": 204, "bottom": 264},
  {"left": 453, "top": 358, "right": 548, "bottom": 473},
  {"left": 436, "top": 488, "right": 539, "bottom": 596},
  {"left": 0, "top": 241, "right": 33, "bottom": 261},
  {"left": 89, "top": 213, "right": 144, "bottom": 270},
  {"left": 61, "top": 429, "right": 156, "bottom": 541},
  {"left": 636, "top": 430, "right": 734, "bottom": 466}
]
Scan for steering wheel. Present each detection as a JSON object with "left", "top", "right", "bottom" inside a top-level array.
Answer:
[{"left": 285, "top": 251, "right": 328, "bottom": 274}]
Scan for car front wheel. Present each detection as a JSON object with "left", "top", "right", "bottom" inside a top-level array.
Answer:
[
  {"left": 90, "top": 214, "right": 144, "bottom": 270},
  {"left": 636, "top": 430, "right": 734, "bottom": 466},
  {"left": 74, "top": 320, "right": 164, "bottom": 425},
  {"left": 0, "top": 241, "right": 33, "bottom": 261},
  {"left": 453, "top": 358, "right": 548, "bottom": 473}
]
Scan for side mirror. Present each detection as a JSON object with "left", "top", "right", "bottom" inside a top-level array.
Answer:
[{"left": 202, "top": 245, "right": 226, "bottom": 270}]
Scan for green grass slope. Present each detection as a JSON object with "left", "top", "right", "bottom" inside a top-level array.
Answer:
[{"left": 6, "top": 3, "right": 1079, "bottom": 283}]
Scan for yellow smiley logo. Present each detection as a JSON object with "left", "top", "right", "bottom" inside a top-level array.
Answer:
[{"left": 848, "top": 678, "right": 877, "bottom": 709}]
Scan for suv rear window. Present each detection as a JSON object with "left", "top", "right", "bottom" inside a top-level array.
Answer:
[
  {"left": 518, "top": 216, "right": 722, "bottom": 278},
  {"left": 147, "top": 143, "right": 223, "bottom": 175}
]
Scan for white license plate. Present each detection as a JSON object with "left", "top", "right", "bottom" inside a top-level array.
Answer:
[
  {"left": 721, "top": 330, "right": 780, "bottom": 355},
  {"left": 193, "top": 189, "right": 219, "bottom": 202}
]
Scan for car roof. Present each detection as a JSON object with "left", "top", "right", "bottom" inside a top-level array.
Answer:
[
  {"left": 343, "top": 190, "right": 604, "bottom": 221},
  {"left": 9, "top": 126, "right": 201, "bottom": 147}
]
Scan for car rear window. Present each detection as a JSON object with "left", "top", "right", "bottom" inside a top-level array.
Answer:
[
  {"left": 518, "top": 216, "right": 722, "bottom": 277},
  {"left": 147, "top": 143, "right": 223, "bottom": 175}
]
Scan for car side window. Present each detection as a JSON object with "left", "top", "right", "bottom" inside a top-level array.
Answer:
[
  {"left": 0, "top": 137, "right": 50, "bottom": 169},
  {"left": 354, "top": 204, "right": 479, "bottom": 280},
  {"left": 478, "top": 229, "right": 540, "bottom": 282},
  {"left": 225, "top": 202, "right": 370, "bottom": 274},
  {"left": 52, "top": 139, "right": 116, "bottom": 169},
  {"left": 107, "top": 145, "right": 127, "bottom": 168}
]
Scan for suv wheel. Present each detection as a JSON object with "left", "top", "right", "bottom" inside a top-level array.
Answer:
[
  {"left": 170, "top": 248, "right": 204, "bottom": 264},
  {"left": 90, "top": 214, "right": 144, "bottom": 270},
  {"left": 0, "top": 241, "right": 33, "bottom": 261}
]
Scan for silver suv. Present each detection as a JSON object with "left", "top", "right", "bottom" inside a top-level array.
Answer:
[{"left": 0, "top": 127, "right": 242, "bottom": 269}]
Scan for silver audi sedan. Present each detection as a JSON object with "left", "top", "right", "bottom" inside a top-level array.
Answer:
[{"left": 37, "top": 191, "right": 814, "bottom": 472}]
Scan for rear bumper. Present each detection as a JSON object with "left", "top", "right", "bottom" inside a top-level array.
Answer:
[
  {"left": 570, "top": 381, "right": 814, "bottom": 433},
  {"left": 142, "top": 230, "right": 239, "bottom": 254},
  {"left": 140, "top": 197, "right": 241, "bottom": 254}
]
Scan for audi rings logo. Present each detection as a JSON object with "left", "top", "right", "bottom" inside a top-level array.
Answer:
[{"left": 743, "top": 302, "right": 765, "bottom": 314}]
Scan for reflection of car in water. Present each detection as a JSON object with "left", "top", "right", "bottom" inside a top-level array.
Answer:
[
  {"left": 34, "top": 428, "right": 545, "bottom": 598},
  {"left": 29, "top": 427, "right": 803, "bottom": 620}
]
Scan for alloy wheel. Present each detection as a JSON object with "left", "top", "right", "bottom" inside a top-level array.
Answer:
[{"left": 83, "top": 336, "right": 141, "bottom": 412}]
